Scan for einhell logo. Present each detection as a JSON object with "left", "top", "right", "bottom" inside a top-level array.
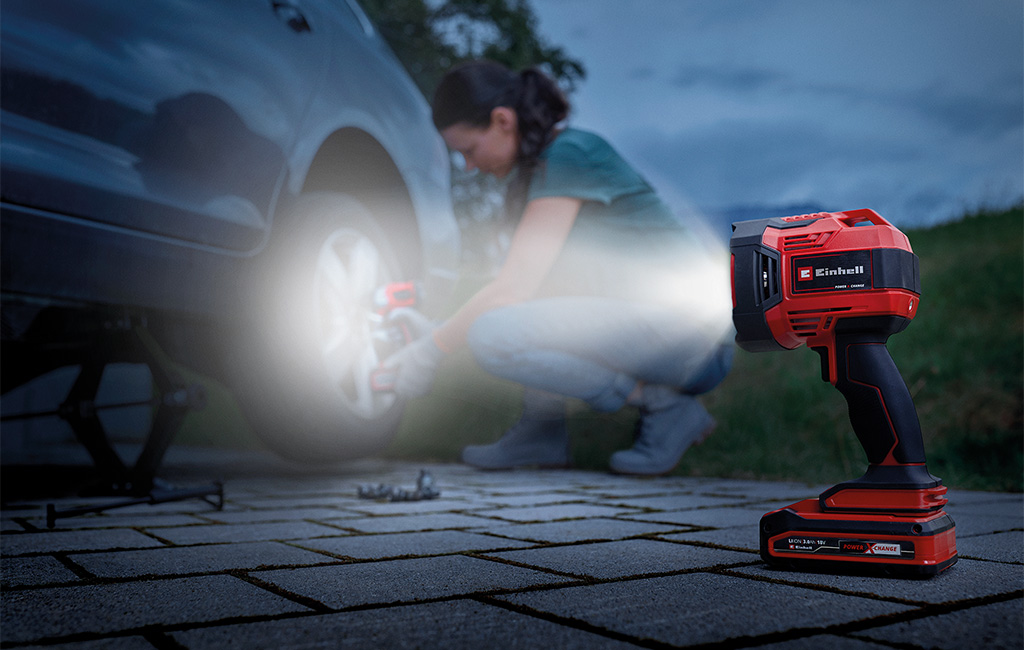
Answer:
[
  {"left": 814, "top": 264, "right": 865, "bottom": 278},
  {"left": 790, "top": 266, "right": 864, "bottom": 284},
  {"left": 796, "top": 264, "right": 865, "bottom": 283},
  {"left": 792, "top": 251, "right": 872, "bottom": 293}
]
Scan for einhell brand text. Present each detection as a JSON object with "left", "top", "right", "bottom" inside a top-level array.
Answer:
[
  {"left": 815, "top": 265, "right": 864, "bottom": 277},
  {"left": 792, "top": 251, "right": 872, "bottom": 293}
]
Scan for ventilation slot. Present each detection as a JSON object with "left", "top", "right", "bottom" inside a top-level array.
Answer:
[
  {"left": 758, "top": 252, "right": 780, "bottom": 305},
  {"left": 782, "top": 232, "right": 828, "bottom": 251},
  {"left": 790, "top": 317, "right": 819, "bottom": 333},
  {"left": 789, "top": 307, "right": 853, "bottom": 315},
  {"left": 787, "top": 308, "right": 852, "bottom": 337}
]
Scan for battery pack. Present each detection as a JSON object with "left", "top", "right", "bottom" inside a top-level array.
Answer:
[{"left": 760, "top": 498, "right": 957, "bottom": 577}]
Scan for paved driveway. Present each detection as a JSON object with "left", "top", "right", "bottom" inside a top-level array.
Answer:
[{"left": 2, "top": 450, "right": 1021, "bottom": 648}]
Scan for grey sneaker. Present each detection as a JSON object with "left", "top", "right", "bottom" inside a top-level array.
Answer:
[
  {"left": 461, "top": 418, "right": 571, "bottom": 470},
  {"left": 609, "top": 387, "right": 714, "bottom": 476}
]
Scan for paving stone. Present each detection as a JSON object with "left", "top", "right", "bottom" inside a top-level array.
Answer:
[
  {"left": 574, "top": 485, "right": 688, "bottom": 498},
  {"left": 415, "top": 486, "right": 482, "bottom": 500},
  {"left": 600, "top": 493, "right": 751, "bottom": 511},
  {"left": 2, "top": 458, "right": 1019, "bottom": 649},
  {"left": 294, "top": 529, "right": 533, "bottom": 559},
  {"left": 945, "top": 490, "right": 1024, "bottom": 506},
  {"left": 623, "top": 506, "right": 766, "bottom": 528},
  {"left": 659, "top": 526, "right": 762, "bottom": 551},
  {"left": 946, "top": 511, "right": 1024, "bottom": 536},
  {"left": 199, "top": 507, "right": 358, "bottom": 524},
  {"left": 471, "top": 503, "right": 641, "bottom": 522},
  {"left": 98, "top": 499, "right": 224, "bottom": 516},
  {"left": 330, "top": 512, "right": 508, "bottom": 534},
  {"left": 1, "top": 518, "right": 28, "bottom": 532},
  {"left": 686, "top": 480, "right": 822, "bottom": 502},
  {"left": 494, "top": 572, "right": 914, "bottom": 647},
  {"left": 483, "top": 538, "right": 754, "bottom": 579},
  {"left": 146, "top": 521, "right": 347, "bottom": 545},
  {"left": 0, "top": 574, "right": 309, "bottom": 644},
  {"left": 468, "top": 482, "right": 587, "bottom": 494},
  {"left": 582, "top": 477, "right": 708, "bottom": 492},
  {"left": 255, "top": 555, "right": 576, "bottom": 609},
  {"left": 346, "top": 498, "right": 480, "bottom": 516},
  {"left": 458, "top": 474, "right": 598, "bottom": 491},
  {"left": 479, "top": 517, "right": 688, "bottom": 544},
  {"left": 172, "top": 598, "right": 636, "bottom": 649},
  {"left": 226, "top": 495, "right": 364, "bottom": 509},
  {"left": 17, "top": 637, "right": 158, "bottom": 649},
  {"left": 1, "top": 529, "right": 165, "bottom": 556},
  {"left": 477, "top": 492, "right": 590, "bottom": 507},
  {"left": 956, "top": 530, "right": 1024, "bottom": 564},
  {"left": 69, "top": 541, "right": 333, "bottom": 578},
  {"left": 25, "top": 514, "right": 210, "bottom": 530},
  {"left": 945, "top": 498, "right": 1024, "bottom": 518},
  {"left": 749, "top": 499, "right": 818, "bottom": 513},
  {"left": 857, "top": 598, "right": 1024, "bottom": 649},
  {"left": 749, "top": 633, "right": 893, "bottom": 649},
  {"left": 222, "top": 479, "right": 362, "bottom": 497},
  {"left": 732, "top": 558, "right": 1024, "bottom": 604},
  {"left": 1, "top": 555, "right": 80, "bottom": 587}
]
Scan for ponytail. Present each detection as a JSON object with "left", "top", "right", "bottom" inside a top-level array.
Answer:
[
  {"left": 432, "top": 61, "right": 570, "bottom": 221},
  {"left": 512, "top": 68, "right": 569, "bottom": 162}
]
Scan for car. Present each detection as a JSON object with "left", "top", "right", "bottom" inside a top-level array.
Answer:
[{"left": 0, "top": 0, "right": 462, "bottom": 464}]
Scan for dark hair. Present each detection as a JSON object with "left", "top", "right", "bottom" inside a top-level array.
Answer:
[{"left": 432, "top": 61, "right": 570, "bottom": 219}]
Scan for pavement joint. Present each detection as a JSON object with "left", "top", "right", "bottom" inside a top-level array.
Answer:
[
  {"left": 789, "top": 591, "right": 1024, "bottom": 645},
  {"left": 715, "top": 567, "right": 941, "bottom": 608},
  {"left": 957, "top": 553, "right": 1021, "bottom": 564},
  {"left": 3, "top": 455, "right": 1021, "bottom": 648},
  {"left": 232, "top": 571, "right": 335, "bottom": 615},
  {"left": 649, "top": 536, "right": 761, "bottom": 555},
  {"left": 464, "top": 551, "right": 596, "bottom": 581},
  {"left": 52, "top": 552, "right": 97, "bottom": 581},
  {"left": 719, "top": 565, "right": 1024, "bottom": 611},
  {"left": 473, "top": 593, "right": 674, "bottom": 650}
]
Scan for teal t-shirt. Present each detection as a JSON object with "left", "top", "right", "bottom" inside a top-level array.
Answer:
[{"left": 527, "top": 128, "right": 702, "bottom": 302}]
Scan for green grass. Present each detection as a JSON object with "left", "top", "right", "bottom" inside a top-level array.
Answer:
[{"left": 385, "top": 205, "right": 1024, "bottom": 492}]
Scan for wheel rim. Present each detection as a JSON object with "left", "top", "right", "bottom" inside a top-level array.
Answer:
[{"left": 313, "top": 227, "right": 397, "bottom": 418}]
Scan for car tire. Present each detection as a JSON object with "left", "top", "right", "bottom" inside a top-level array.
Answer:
[{"left": 225, "top": 191, "right": 408, "bottom": 463}]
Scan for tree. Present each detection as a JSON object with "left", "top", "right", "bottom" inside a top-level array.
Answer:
[{"left": 360, "top": 0, "right": 585, "bottom": 99}]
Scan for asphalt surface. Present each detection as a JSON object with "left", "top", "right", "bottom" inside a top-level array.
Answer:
[{"left": 1, "top": 448, "right": 1022, "bottom": 649}]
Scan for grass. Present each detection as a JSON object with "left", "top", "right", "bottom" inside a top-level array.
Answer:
[{"left": 385, "top": 205, "right": 1023, "bottom": 492}]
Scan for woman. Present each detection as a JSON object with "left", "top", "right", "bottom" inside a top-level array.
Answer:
[{"left": 385, "top": 60, "right": 733, "bottom": 475}]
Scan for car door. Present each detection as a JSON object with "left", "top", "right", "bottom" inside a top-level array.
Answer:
[{"left": 0, "top": 0, "right": 327, "bottom": 252}]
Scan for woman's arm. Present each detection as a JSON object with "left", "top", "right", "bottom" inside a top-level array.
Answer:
[{"left": 433, "top": 196, "right": 582, "bottom": 352}]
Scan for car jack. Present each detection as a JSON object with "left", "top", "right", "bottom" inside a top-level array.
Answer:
[{"left": 2, "top": 324, "right": 224, "bottom": 527}]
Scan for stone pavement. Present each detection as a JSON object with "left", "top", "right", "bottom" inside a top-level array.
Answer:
[{"left": 1, "top": 449, "right": 1022, "bottom": 649}]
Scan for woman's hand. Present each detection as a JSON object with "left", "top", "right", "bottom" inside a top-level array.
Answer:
[
  {"left": 383, "top": 334, "right": 445, "bottom": 398},
  {"left": 432, "top": 196, "right": 583, "bottom": 352}
]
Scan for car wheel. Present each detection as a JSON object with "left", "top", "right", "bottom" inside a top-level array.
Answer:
[{"left": 226, "top": 192, "right": 408, "bottom": 462}]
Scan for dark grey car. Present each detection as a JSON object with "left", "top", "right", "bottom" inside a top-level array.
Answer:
[{"left": 0, "top": 0, "right": 461, "bottom": 462}]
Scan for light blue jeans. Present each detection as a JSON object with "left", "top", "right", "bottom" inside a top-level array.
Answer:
[{"left": 466, "top": 297, "right": 733, "bottom": 413}]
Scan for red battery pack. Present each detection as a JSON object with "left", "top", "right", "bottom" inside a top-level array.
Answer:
[{"left": 760, "top": 498, "right": 957, "bottom": 577}]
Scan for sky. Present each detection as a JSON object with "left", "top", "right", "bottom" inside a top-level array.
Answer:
[{"left": 527, "top": 0, "right": 1023, "bottom": 231}]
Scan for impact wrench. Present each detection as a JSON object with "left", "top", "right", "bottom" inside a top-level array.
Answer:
[{"left": 369, "top": 281, "right": 420, "bottom": 392}]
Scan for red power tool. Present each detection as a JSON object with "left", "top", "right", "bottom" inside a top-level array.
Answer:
[
  {"left": 369, "top": 281, "right": 420, "bottom": 392},
  {"left": 730, "top": 208, "right": 957, "bottom": 577}
]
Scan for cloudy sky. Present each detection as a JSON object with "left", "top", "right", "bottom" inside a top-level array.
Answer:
[{"left": 527, "top": 0, "right": 1023, "bottom": 230}]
